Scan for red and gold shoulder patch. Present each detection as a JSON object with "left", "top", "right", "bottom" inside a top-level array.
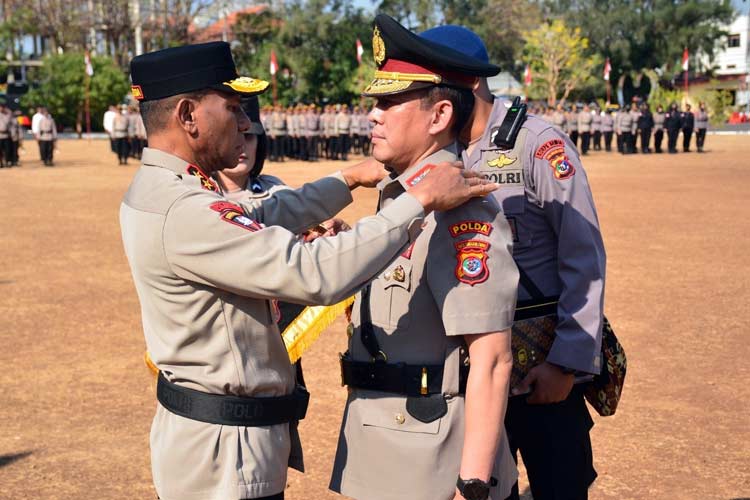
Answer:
[
  {"left": 210, "top": 201, "right": 263, "bottom": 232},
  {"left": 449, "top": 220, "right": 493, "bottom": 238},
  {"left": 535, "top": 139, "right": 576, "bottom": 180},
  {"left": 454, "top": 239, "right": 490, "bottom": 286},
  {"left": 187, "top": 164, "right": 219, "bottom": 191},
  {"left": 405, "top": 163, "right": 435, "bottom": 187}
]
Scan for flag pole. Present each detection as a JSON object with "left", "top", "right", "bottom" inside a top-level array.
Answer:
[
  {"left": 272, "top": 74, "right": 278, "bottom": 106},
  {"left": 84, "top": 51, "right": 92, "bottom": 142}
]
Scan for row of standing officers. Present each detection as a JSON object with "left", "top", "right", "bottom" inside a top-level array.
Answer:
[
  {"left": 261, "top": 104, "right": 372, "bottom": 162},
  {"left": 538, "top": 102, "right": 710, "bottom": 155}
]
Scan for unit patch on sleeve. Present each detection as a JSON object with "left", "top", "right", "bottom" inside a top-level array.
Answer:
[
  {"left": 449, "top": 220, "right": 493, "bottom": 238},
  {"left": 454, "top": 239, "right": 491, "bottom": 286},
  {"left": 186, "top": 164, "right": 219, "bottom": 191},
  {"left": 534, "top": 139, "right": 576, "bottom": 180},
  {"left": 405, "top": 163, "right": 435, "bottom": 187},
  {"left": 210, "top": 201, "right": 263, "bottom": 232}
]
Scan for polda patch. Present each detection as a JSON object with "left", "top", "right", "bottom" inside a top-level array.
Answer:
[
  {"left": 131, "top": 85, "right": 144, "bottom": 100},
  {"left": 454, "top": 239, "right": 490, "bottom": 286},
  {"left": 534, "top": 139, "right": 576, "bottom": 180},
  {"left": 186, "top": 165, "right": 219, "bottom": 192},
  {"left": 449, "top": 220, "right": 493, "bottom": 238},
  {"left": 210, "top": 201, "right": 263, "bottom": 232}
]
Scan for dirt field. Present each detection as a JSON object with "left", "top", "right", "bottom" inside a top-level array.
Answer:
[{"left": 0, "top": 136, "right": 748, "bottom": 500}]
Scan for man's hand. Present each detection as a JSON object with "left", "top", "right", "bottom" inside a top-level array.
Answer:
[
  {"left": 302, "top": 218, "right": 351, "bottom": 242},
  {"left": 341, "top": 157, "right": 388, "bottom": 189},
  {"left": 409, "top": 162, "right": 498, "bottom": 213},
  {"left": 512, "top": 361, "right": 574, "bottom": 404}
]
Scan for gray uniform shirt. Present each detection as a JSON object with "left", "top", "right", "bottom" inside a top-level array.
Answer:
[
  {"left": 330, "top": 144, "right": 518, "bottom": 500},
  {"left": 619, "top": 111, "right": 633, "bottom": 133},
  {"left": 630, "top": 110, "right": 640, "bottom": 133},
  {"left": 653, "top": 112, "right": 665, "bottom": 130},
  {"left": 335, "top": 112, "right": 351, "bottom": 134},
  {"left": 695, "top": 110, "right": 709, "bottom": 129},
  {"left": 600, "top": 114, "right": 614, "bottom": 132},
  {"left": 113, "top": 113, "right": 129, "bottom": 139},
  {"left": 552, "top": 111, "right": 567, "bottom": 132},
  {"left": 463, "top": 99, "right": 606, "bottom": 374},
  {"left": 0, "top": 112, "right": 11, "bottom": 139},
  {"left": 592, "top": 112, "right": 601, "bottom": 132},
  {"left": 38, "top": 115, "right": 56, "bottom": 141},
  {"left": 120, "top": 148, "right": 427, "bottom": 500},
  {"left": 578, "top": 111, "right": 593, "bottom": 133}
]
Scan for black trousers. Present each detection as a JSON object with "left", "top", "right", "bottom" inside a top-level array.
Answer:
[
  {"left": 616, "top": 133, "right": 623, "bottom": 153},
  {"left": 667, "top": 128, "right": 680, "bottom": 152},
  {"left": 242, "top": 493, "right": 283, "bottom": 500},
  {"left": 696, "top": 128, "right": 707, "bottom": 151},
  {"left": 640, "top": 128, "right": 652, "bottom": 153},
  {"left": 569, "top": 131, "right": 578, "bottom": 149},
  {"left": 592, "top": 130, "right": 601, "bottom": 150},
  {"left": 579, "top": 132, "right": 590, "bottom": 155},
  {"left": 654, "top": 129, "right": 664, "bottom": 152},
  {"left": 337, "top": 133, "right": 350, "bottom": 160},
  {"left": 621, "top": 132, "right": 632, "bottom": 153},
  {"left": 603, "top": 131, "right": 613, "bottom": 151},
  {"left": 115, "top": 137, "right": 129, "bottom": 163},
  {"left": 0, "top": 138, "right": 9, "bottom": 166},
  {"left": 39, "top": 140, "right": 54, "bottom": 165},
  {"left": 10, "top": 139, "right": 19, "bottom": 165},
  {"left": 505, "top": 385, "right": 596, "bottom": 500},
  {"left": 682, "top": 127, "right": 693, "bottom": 152}
]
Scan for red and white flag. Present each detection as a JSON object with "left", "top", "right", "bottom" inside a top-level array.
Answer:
[
  {"left": 523, "top": 64, "right": 532, "bottom": 86},
  {"left": 84, "top": 51, "right": 94, "bottom": 77},
  {"left": 603, "top": 58, "right": 611, "bottom": 81},
  {"left": 356, "top": 38, "right": 363, "bottom": 65},
  {"left": 269, "top": 50, "right": 278, "bottom": 76},
  {"left": 681, "top": 48, "right": 689, "bottom": 72}
]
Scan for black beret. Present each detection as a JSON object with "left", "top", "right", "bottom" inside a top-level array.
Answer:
[
  {"left": 363, "top": 14, "right": 500, "bottom": 97},
  {"left": 130, "top": 41, "right": 268, "bottom": 102}
]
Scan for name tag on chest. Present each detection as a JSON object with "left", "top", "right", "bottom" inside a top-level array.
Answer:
[{"left": 476, "top": 148, "right": 524, "bottom": 187}]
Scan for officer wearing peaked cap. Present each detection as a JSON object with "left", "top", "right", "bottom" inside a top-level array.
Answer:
[
  {"left": 330, "top": 14, "right": 519, "bottom": 500},
  {"left": 420, "top": 24, "right": 608, "bottom": 500},
  {"left": 121, "top": 40, "right": 495, "bottom": 500}
]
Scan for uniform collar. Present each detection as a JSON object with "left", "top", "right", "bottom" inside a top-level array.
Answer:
[
  {"left": 378, "top": 142, "right": 460, "bottom": 196},
  {"left": 140, "top": 147, "right": 219, "bottom": 192}
]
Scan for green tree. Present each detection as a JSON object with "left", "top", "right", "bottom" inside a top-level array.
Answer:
[
  {"left": 542, "top": 0, "right": 736, "bottom": 78},
  {"left": 21, "top": 52, "right": 129, "bottom": 133},
  {"left": 523, "top": 20, "right": 601, "bottom": 105}
]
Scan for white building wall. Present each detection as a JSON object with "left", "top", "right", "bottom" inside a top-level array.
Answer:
[{"left": 714, "top": 0, "right": 750, "bottom": 75}]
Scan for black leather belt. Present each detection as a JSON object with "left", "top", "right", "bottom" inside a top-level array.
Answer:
[
  {"left": 157, "top": 372, "right": 309, "bottom": 426},
  {"left": 340, "top": 355, "right": 468, "bottom": 396}
]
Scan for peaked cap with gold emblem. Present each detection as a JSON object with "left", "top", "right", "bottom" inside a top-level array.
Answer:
[
  {"left": 363, "top": 14, "right": 500, "bottom": 97},
  {"left": 129, "top": 41, "right": 269, "bottom": 102}
]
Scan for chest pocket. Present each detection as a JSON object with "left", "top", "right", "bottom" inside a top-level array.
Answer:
[{"left": 370, "top": 261, "right": 412, "bottom": 328}]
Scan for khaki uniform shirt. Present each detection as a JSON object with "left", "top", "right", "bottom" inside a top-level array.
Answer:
[
  {"left": 271, "top": 111, "right": 287, "bottom": 137},
  {"left": 335, "top": 112, "right": 351, "bottom": 134},
  {"left": 601, "top": 114, "right": 614, "bottom": 132},
  {"left": 653, "top": 112, "right": 665, "bottom": 130},
  {"left": 37, "top": 116, "right": 56, "bottom": 141},
  {"left": 577, "top": 111, "right": 593, "bottom": 133},
  {"left": 629, "top": 110, "right": 640, "bottom": 134},
  {"left": 552, "top": 110, "right": 567, "bottom": 132},
  {"left": 0, "top": 112, "right": 11, "bottom": 139},
  {"left": 120, "top": 148, "right": 427, "bottom": 500},
  {"left": 113, "top": 113, "right": 129, "bottom": 139},
  {"left": 463, "top": 99, "right": 605, "bottom": 374},
  {"left": 330, "top": 144, "right": 519, "bottom": 500}
]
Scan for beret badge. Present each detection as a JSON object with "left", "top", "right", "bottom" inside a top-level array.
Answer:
[{"left": 372, "top": 26, "right": 386, "bottom": 66}]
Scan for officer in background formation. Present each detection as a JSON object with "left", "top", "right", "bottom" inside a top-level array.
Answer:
[
  {"left": 269, "top": 104, "right": 287, "bottom": 161},
  {"left": 665, "top": 102, "right": 682, "bottom": 154},
  {"left": 0, "top": 104, "right": 13, "bottom": 167},
  {"left": 601, "top": 108, "right": 614, "bottom": 152},
  {"left": 618, "top": 104, "right": 633, "bottom": 154},
  {"left": 112, "top": 104, "right": 130, "bottom": 164},
  {"left": 681, "top": 103, "right": 695, "bottom": 152},
  {"left": 122, "top": 40, "right": 494, "bottom": 500},
  {"left": 8, "top": 110, "right": 21, "bottom": 166},
  {"left": 653, "top": 105, "right": 666, "bottom": 153},
  {"left": 553, "top": 104, "right": 566, "bottom": 133},
  {"left": 331, "top": 15, "right": 518, "bottom": 500},
  {"left": 421, "top": 24, "right": 607, "bottom": 500},
  {"left": 128, "top": 105, "right": 147, "bottom": 160},
  {"left": 577, "top": 103, "right": 592, "bottom": 155},
  {"left": 637, "top": 102, "right": 653, "bottom": 154},
  {"left": 567, "top": 106, "right": 578, "bottom": 148},
  {"left": 695, "top": 102, "right": 709, "bottom": 153},
  {"left": 334, "top": 104, "right": 351, "bottom": 160},
  {"left": 36, "top": 108, "right": 57, "bottom": 166},
  {"left": 591, "top": 104, "right": 602, "bottom": 151}
]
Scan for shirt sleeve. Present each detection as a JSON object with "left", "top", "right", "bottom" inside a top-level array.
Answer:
[
  {"left": 426, "top": 197, "right": 518, "bottom": 336},
  {"left": 238, "top": 172, "right": 352, "bottom": 234},
  {"left": 527, "top": 127, "right": 606, "bottom": 374},
  {"left": 163, "top": 189, "right": 425, "bottom": 306}
]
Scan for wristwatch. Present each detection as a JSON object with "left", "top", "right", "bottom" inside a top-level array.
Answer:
[{"left": 456, "top": 476, "right": 498, "bottom": 500}]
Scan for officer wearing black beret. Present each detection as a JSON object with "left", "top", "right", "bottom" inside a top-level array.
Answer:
[{"left": 121, "top": 40, "right": 498, "bottom": 500}]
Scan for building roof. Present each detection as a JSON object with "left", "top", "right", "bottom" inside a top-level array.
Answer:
[{"left": 189, "top": 5, "right": 268, "bottom": 43}]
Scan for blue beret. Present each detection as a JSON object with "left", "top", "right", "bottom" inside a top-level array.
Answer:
[{"left": 419, "top": 25, "right": 490, "bottom": 65}]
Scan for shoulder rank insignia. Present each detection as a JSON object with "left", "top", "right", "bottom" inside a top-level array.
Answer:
[
  {"left": 210, "top": 201, "right": 263, "bottom": 232},
  {"left": 454, "top": 239, "right": 490, "bottom": 286},
  {"left": 487, "top": 153, "right": 516, "bottom": 169},
  {"left": 187, "top": 164, "right": 219, "bottom": 191},
  {"left": 404, "top": 163, "right": 435, "bottom": 187},
  {"left": 450, "top": 220, "right": 493, "bottom": 238},
  {"left": 534, "top": 139, "right": 576, "bottom": 180}
]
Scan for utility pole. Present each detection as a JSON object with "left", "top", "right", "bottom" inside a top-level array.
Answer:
[{"left": 132, "top": 0, "right": 143, "bottom": 55}]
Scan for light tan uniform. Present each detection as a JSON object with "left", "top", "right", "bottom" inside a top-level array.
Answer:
[
  {"left": 120, "top": 147, "right": 426, "bottom": 500},
  {"left": 330, "top": 144, "right": 519, "bottom": 500}
]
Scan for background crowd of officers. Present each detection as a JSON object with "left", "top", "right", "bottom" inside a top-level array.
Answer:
[
  {"left": 103, "top": 104, "right": 147, "bottom": 165},
  {"left": 261, "top": 103, "right": 373, "bottom": 162},
  {"left": 0, "top": 104, "right": 26, "bottom": 167},
  {"left": 534, "top": 100, "right": 710, "bottom": 155}
]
